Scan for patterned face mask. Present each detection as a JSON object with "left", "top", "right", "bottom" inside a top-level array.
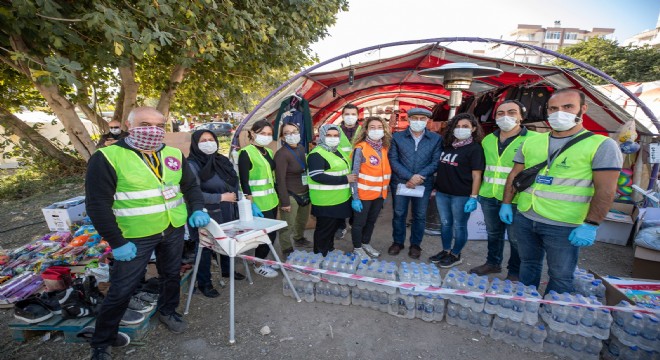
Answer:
[{"left": 128, "top": 126, "right": 165, "bottom": 151}]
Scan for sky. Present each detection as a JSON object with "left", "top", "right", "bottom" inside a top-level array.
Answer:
[{"left": 309, "top": 0, "right": 660, "bottom": 69}]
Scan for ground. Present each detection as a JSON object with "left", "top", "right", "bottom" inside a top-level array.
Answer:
[{"left": 0, "top": 182, "right": 634, "bottom": 360}]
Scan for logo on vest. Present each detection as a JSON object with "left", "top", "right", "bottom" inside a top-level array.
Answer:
[
  {"left": 369, "top": 155, "right": 380, "bottom": 165},
  {"left": 165, "top": 156, "right": 181, "bottom": 171},
  {"left": 556, "top": 157, "right": 569, "bottom": 169}
]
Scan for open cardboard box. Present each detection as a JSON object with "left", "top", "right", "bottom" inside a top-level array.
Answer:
[
  {"left": 632, "top": 245, "right": 660, "bottom": 280},
  {"left": 592, "top": 271, "right": 660, "bottom": 308},
  {"left": 595, "top": 202, "right": 639, "bottom": 246}
]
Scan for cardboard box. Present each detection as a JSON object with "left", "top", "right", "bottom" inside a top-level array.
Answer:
[
  {"left": 593, "top": 272, "right": 660, "bottom": 308},
  {"left": 595, "top": 202, "right": 639, "bottom": 246},
  {"left": 632, "top": 245, "right": 660, "bottom": 280},
  {"left": 592, "top": 272, "right": 634, "bottom": 306},
  {"left": 42, "top": 196, "right": 86, "bottom": 231}
]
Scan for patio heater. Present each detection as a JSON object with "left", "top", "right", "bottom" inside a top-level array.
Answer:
[{"left": 419, "top": 63, "right": 503, "bottom": 119}]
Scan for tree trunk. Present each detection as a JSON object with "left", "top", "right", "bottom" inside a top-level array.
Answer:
[
  {"left": 78, "top": 103, "right": 109, "bottom": 133},
  {"left": 0, "top": 106, "right": 80, "bottom": 167},
  {"left": 33, "top": 83, "right": 97, "bottom": 160},
  {"left": 157, "top": 63, "right": 188, "bottom": 120},
  {"left": 112, "top": 86, "right": 125, "bottom": 129},
  {"left": 118, "top": 60, "right": 139, "bottom": 125}
]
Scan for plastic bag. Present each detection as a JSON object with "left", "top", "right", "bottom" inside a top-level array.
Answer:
[
  {"left": 634, "top": 226, "right": 660, "bottom": 250},
  {"left": 615, "top": 120, "right": 637, "bottom": 143}
]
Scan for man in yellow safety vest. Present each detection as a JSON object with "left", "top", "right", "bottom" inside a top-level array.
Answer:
[
  {"left": 502, "top": 89, "right": 622, "bottom": 294},
  {"left": 85, "top": 107, "right": 209, "bottom": 360}
]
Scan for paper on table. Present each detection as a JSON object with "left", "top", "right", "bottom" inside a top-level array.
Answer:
[{"left": 396, "top": 184, "right": 425, "bottom": 198}]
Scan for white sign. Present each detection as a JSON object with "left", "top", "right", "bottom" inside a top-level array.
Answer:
[{"left": 650, "top": 143, "right": 660, "bottom": 164}]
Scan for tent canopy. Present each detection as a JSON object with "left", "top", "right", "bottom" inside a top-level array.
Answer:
[{"left": 239, "top": 43, "right": 658, "bottom": 146}]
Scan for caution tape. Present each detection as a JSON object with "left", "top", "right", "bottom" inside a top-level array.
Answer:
[{"left": 239, "top": 255, "right": 660, "bottom": 316}]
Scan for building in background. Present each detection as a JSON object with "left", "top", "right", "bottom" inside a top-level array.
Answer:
[
  {"left": 478, "top": 21, "right": 615, "bottom": 64},
  {"left": 623, "top": 12, "right": 660, "bottom": 48}
]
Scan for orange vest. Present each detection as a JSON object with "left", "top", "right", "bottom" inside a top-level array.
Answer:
[{"left": 355, "top": 141, "right": 392, "bottom": 200}]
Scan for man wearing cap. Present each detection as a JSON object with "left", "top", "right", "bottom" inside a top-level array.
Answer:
[
  {"left": 470, "top": 100, "right": 538, "bottom": 280},
  {"left": 85, "top": 107, "right": 210, "bottom": 360},
  {"left": 388, "top": 107, "right": 442, "bottom": 259}
]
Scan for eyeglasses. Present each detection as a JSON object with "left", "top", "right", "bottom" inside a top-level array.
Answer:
[{"left": 110, "top": 126, "right": 120, "bottom": 129}]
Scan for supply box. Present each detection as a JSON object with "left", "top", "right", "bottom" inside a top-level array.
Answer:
[{"left": 42, "top": 196, "right": 86, "bottom": 231}]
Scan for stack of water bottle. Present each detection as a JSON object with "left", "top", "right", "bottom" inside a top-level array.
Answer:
[
  {"left": 281, "top": 250, "right": 323, "bottom": 302},
  {"left": 395, "top": 262, "right": 444, "bottom": 321},
  {"left": 602, "top": 300, "right": 659, "bottom": 360},
  {"left": 481, "top": 277, "right": 547, "bottom": 352},
  {"left": 573, "top": 267, "right": 607, "bottom": 303},
  {"left": 442, "top": 269, "right": 491, "bottom": 335},
  {"left": 351, "top": 259, "right": 397, "bottom": 312},
  {"left": 540, "top": 290, "right": 610, "bottom": 359}
]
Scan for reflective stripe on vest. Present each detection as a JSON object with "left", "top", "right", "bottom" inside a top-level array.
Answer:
[
  {"left": 516, "top": 131, "right": 607, "bottom": 224},
  {"left": 98, "top": 145, "right": 188, "bottom": 238},
  {"left": 354, "top": 141, "right": 391, "bottom": 200},
  {"left": 478, "top": 131, "right": 538, "bottom": 202},
  {"left": 307, "top": 147, "right": 351, "bottom": 206},
  {"left": 239, "top": 144, "right": 278, "bottom": 211}
]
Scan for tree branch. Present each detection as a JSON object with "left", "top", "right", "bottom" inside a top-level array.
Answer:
[{"left": 35, "top": 13, "right": 83, "bottom": 22}]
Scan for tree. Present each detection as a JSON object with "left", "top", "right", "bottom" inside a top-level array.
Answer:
[
  {"left": 553, "top": 37, "right": 660, "bottom": 85},
  {"left": 0, "top": 0, "right": 348, "bottom": 161}
]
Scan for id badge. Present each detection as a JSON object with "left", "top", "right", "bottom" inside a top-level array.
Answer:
[
  {"left": 301, "top": 174, "right": 308, "bottom": 186},
  {"left": 162, "top": 185, "right": 177, "bottom": 200},
  {"left": 535, "top": 175, "right": 554, "bottom": 185}
]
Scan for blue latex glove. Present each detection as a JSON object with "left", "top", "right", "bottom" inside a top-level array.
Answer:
[
  {"left": 499, "top": 204, "right": 513, "bottom": 224},
  {"left": 568, "top": 224, "right": 598, "bottom": 247},
  {"left": 351, "top": 199, "right": 363, "bottom": 212},
  {"left": 188, "top": 210, "right": 211, "bottom": 228},
  {"left": 112, "top": 242, "right": 137, "bottom": 261},
  {"left": 464, "top": 198, "right": 478, "bottom": 213},
  {"left": 251, "top": 202, "right": 264, "bottom": 217}
]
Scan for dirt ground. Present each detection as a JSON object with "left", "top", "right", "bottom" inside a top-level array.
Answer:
[{"left": 0, "top": 184, "right": 634, "bottom": 360}]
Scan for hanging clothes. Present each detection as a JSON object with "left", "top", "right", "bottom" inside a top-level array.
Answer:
[{"left": 274, "top": 95, "right": 313, "bottom": 150}]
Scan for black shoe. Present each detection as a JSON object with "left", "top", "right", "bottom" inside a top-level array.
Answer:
[
  {"left": 429, "top": 250, "right": 450, "bottom": 264},
  {"left": 294, "top": 237, "right": 313, "bottom": 248},
  {"left": 221, "top": 272, "right": 246, "bottom": 281},
  {"left": 198, "top": 284, "right": 220, "bottom": 298},
  {"left": 77, "top": 327, "right": 130, "bottom": 347},
  {"left": 388, "top": 243, "right": 404, "bottom": 256},
  {"left": 408, "top": 245, "right": 422, "bottom": 259},
  {"left": 90, "top": 347, "right": 112, "bottom": 360},
  {"left": 13, "top": 297, "right": 53, "bottom": 323},
  {"left": 38, "top": 291, "right": 62, "bottom": 314},
  {"left": 159, "top": 312, "right": 188, "bottom": 334},
  {"left": 439, "top": 253, "right": 462, "bottom": 268}
]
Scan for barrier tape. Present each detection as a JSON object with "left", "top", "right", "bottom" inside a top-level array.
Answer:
[{"left": 239, "top": 255, "right": 660, "bottom": 316}]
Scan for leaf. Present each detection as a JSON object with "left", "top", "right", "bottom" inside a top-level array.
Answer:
[{"left": 114, "top": 42, "right": 124, "bottom": 56}]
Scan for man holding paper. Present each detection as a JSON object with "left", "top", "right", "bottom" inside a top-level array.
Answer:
[{"left": 388, "top": 108, "right": 442, "bottom": 259}]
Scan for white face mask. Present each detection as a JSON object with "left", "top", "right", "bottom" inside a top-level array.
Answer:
[
  {"left": 255, "top": 134, "right": 272, "bottom": 146},
  {"left": 284, "top": 133, "right": 301, "bottom": 145},
  {"left": 109, "top": 128, "right": 122, "bottom": 135},
  {"left": 453, "top": 128, "right": 473, "bottom": 140},
  {"left": 368, "top": 129, "right": 384, "bottom": 141},
  {"left": 324, "top": 137, "right": 340, "bottom": 147},
  {"left": 547, "top": 111, "right": 579, "bottom": 131},
  {"left": 343, "top": 115, "right": 358, "bottom": 126},
  {"left": 198, "top": 141, "right": 218, "bottom": 155},
  {"left": 409, "top": 120, "right": 427, "bottom": 132},
  {"left": 496, "top": 116, "right": 518, "bottom": 132}
]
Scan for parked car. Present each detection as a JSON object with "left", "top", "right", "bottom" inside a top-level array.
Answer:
[{"left": 192, "top": 122, "right": 234, "bottom": 137}]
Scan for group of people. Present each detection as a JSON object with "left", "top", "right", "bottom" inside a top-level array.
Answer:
[{"left": 86, "top": 87, "right": 621, "bottom": 360}]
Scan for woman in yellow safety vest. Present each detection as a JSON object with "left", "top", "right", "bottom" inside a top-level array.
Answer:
[
  {"left": 349, "top": 117, "right": 392, "bottom": 260},
  {"left": 307, "top": 124, "right": 357, "bottom": 256},
  {"left": 238, "top": 119, "right": 279, "bottom": 278}
]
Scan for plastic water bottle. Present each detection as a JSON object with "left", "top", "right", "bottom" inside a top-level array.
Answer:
[
  {"left": 622, "top": 313, "right": 645, "bottom": 346},
  {"left": 388, "top": 292, "right": 399, "bottom": 316},
  {"left": 433, "top": 296, "right": 445, "bottom": 322},
  {"left": 583, "top": 337, "right": 602, "bottom": 360},
  {"left": 500, "top": 288, "right": 513, "bottom": 320},
  {"left": 523, "top": 291, "right": 540, "bottom": 325},
  {"left": 510, "top": 291, "right": 525, "bottom": 322},
  {"left": 593, "top": 309, "right": 612, "bottom": 340},
  {"left": 404, "top": 293, "right": 416, "bottom": 319},
  {"left": 457, "top": 306, "right": 469, "bottom": 329},
  {"left": 621, "top": 345, "right": 642, "bottom": 360},
  {"left": 569, "top": 335, "right": 587, "bottom": 357},
  {"left": 477, "top": 311, "right": 492, "bottom": 336},
  {"left": 446, "top": 302, "right": 459, "bottom": 326},
  {"left": 490, "top": 315, "right": 506, "bottom": 340},
  {"left": 304, "top": 281, "right": 315, "bottom": 303},
  {"left": 579, "top": 307, "right": 597, "bottom": 337},
  {"left": 484, "top": 284, "right": 499, "bottom": 315},
  {"left": 517, "top": 322, "right": 532, "bottom": 348},
  {"left": 421, "top": 296, "right": 434, "bottom": 322},
  {"left": 530, "top": 324, "right": 546, "bottom": 352}
]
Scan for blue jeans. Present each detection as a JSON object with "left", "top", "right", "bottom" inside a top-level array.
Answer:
[
  {"left": 478, "top": 196, "right": 520, "bottom": 275},
  {"left": 514, "top": 212, "right": 579, "bottom": 294},
  {"left": 91, "top": 226, "right": 184, "bottom": 348},
  {"left": 391, "top": 183, "right": 432, "bottom": 247},
  {"left": 435, "top": 192, "right": 471, "bottom": 255}
]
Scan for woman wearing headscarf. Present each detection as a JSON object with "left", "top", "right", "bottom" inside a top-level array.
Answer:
[
  {"left": 238, "top": 119, "right": 279, "bottom": 278},
  {"left": 187, "top": 130, "right": 245, "bottom": 298},
  {"left": 306, "top": 124, "right": 357, "bottom": 256}
]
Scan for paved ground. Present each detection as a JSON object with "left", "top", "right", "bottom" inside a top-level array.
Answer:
[{"left": 0, "top": 188, "right": 634, "bottom": 360}]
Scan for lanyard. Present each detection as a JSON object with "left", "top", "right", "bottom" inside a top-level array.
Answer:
[
  {"left": 142, "top": 152, "right": 163, "bottom": 182},
  {"left": 285, "top": 144, "right": 306, "bottom": 171},
  {"left": 544, "top": 131, "right": 582, "bottom": 175}
]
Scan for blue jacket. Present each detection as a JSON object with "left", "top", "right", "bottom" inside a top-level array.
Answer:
[{"left": 388, "top": 129, "right": 442, "bottom": 187}]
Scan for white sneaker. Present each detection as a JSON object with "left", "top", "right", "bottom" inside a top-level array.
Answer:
[
  {"left": 353, "top": 247, "right": 371, "bottom": 260},
  {"left": 362, "top": 244, "right": 381, "bottom": 258},
  {"left": 254, "top": 265, "right": 278, "bottom": 278}
]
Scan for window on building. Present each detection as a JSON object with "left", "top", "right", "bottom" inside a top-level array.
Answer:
[
  {"left": 545, "top": 32, "right": 561, "bottom": 40},
  {"left": 564, "top": 33, "right": 578, "bottom": 40},
  {"left": 527, "top": 34, "right": 535, "bottom": 41},
  {"left": 543, "top": 44, "right": 559, "bottom": 51}
]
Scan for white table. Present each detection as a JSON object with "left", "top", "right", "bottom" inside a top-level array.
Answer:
[{"left": 184, "top": 217, "right": 300, "bottom": 344}]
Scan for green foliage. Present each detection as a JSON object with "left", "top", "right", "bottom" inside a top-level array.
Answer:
[
  {"left": 0, "top": 155, "right": 85, "bottom": 200},
  {"left": 552, "top": 37, "right": 660, "bottom": 84}
]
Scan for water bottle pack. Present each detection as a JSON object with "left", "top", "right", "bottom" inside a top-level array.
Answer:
[
  {"left": 540, "top": 290, "right": 612, "bottom": 339},
  {"left": 603, "top": 336, "right": 659, "bottom": 360},
  {"left": 573, "top": 267, "right": 606, "bottom": 303},
  {"left": 446, "top": 302, "right": 492, "bottom": 336},
  {"left": 543, "top": 326, "right": 602, "bottom": 360},
  {"left": 611, "top": 301, "right": 660, "bottom": 353},
  {"left": 489, "top": 315, "right": 547, "bottom": 352}
]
